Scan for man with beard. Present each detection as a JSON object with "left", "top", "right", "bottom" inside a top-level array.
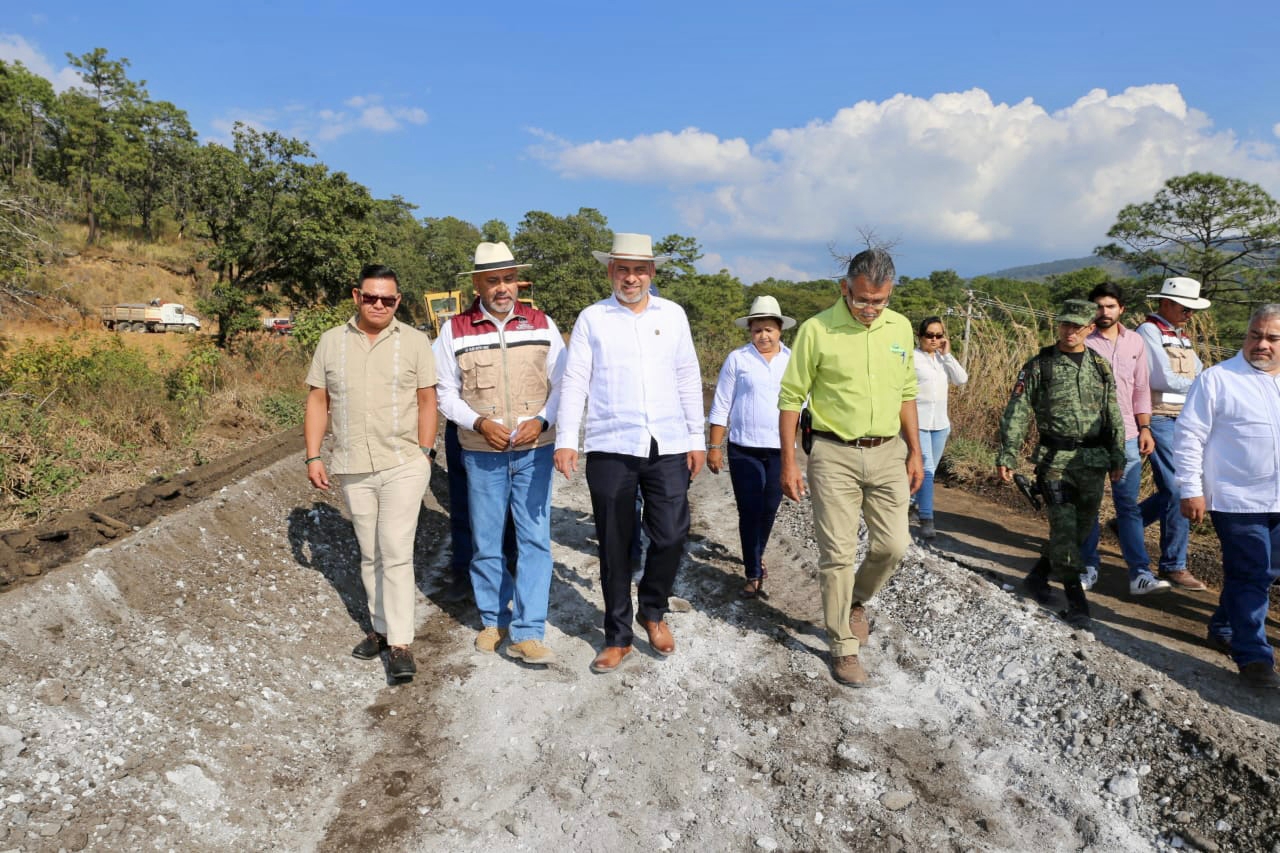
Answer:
[
  {"left": 1080, "top": 282, "right": 1170, "bottom": 595},
  {"left": 555, "top": 233, "right": 706, "bottom": 674},
  {"left": 1173, "top": 304, "right": 1280, "bottom": 689}
]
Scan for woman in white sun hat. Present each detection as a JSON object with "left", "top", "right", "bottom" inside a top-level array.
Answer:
[{"left": 707, "top": 295, "right": 794, "bottom": 598}]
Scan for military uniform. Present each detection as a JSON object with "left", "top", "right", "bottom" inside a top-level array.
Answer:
[{"left": 998, "top": 311, "right": 1125, "bottom": 587}]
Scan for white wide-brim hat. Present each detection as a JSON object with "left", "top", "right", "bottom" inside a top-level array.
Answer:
[
  {"left": 1147, "top": 276, "right": 1211, "bottom": 310},
  {"left": 591, "top": 232, "right": 671, "bottom": 266},
  {"left": 735, "top": 295, "right": 795, "bottom": 330},
  {"left": 458, "top": 242, "right": 531, "bottom": 277}
]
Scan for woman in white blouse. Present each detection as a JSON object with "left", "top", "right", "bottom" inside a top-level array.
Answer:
[
  {"left": 912, "top": 316, "right": 968, "bottom": 540},
  {"left": 708, "top": 296, "right": 794, "bottom": 598}
]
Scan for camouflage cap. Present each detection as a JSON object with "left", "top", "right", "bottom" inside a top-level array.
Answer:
[{"left": 1056, "top": 299, "right": 1095, "bottom": 327}]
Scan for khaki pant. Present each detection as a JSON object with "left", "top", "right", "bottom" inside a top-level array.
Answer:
[
  {"left": 338, "top": 455, "right": 431, "bottom": 646},
  {"left": 808, "top": 435, "right": 911, "bottom": 657}
]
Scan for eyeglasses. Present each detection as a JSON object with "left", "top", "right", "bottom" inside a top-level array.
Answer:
[
  {"left": 922, "top": 333, "right": 945, "bottom": 339},
  {"left": 847, "top": 298, "right": 890, "bottom": 310},
  {"left": 357, "top": 291, "right": 399, "bottom": 307}
]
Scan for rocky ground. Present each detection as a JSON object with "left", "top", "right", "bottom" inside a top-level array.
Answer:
[{"left": 1, "top": 438, "right": 1278, "bottom": 852}]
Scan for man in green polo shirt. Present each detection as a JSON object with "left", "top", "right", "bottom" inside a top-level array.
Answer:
[{"left": 779, "top": 248, "right": 923, "bottom": 687}]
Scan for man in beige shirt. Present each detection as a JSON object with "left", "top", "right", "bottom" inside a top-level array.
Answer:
[{"left": 304, "top": 264, "right": 438, "bottom": 682}]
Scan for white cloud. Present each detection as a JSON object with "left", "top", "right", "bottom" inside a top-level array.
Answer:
[
  {"left": 535, "top": 127, "right": 763, "bottom": 182},
  {"left": 1273, "top": 122, "right": 1280, "bottom": 139},
  {"left": 703, "top": 252, "right": 818, "bottom": 283},
  {"left": 537, "top": 85, "right": 1280, "bottom": 255},
  {"left": 0, "top": 33, "right": 84, "bottom": 91},
  {"left": 216, "top": 96, "right": 428, "bottom": 145}
]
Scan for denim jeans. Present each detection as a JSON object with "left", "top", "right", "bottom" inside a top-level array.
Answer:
[
  {"left": 912, "top": 427, "right": 950, "bottom": 521},
  {"left": 462, "top": 445, "right": 554, "bottom": 643},
  {"left": 1206, "top": 512, "right": 1280, "bottom": 667},
  {"left": 446, "top": 421, "right": 517, "bottom": 582},
  {"left": 1082, "top": 437, "right": 1151, "bottom": 579},
  {"left": 727, "top": 443, "right": 783, "bottom": 579},
  {"left": 1139, "top": 415, "right": 1189, "bottom": 573}
]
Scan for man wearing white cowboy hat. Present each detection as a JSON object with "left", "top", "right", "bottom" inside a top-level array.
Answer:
[
  {"left": 435, "top": 242, "right": 566, "bottom": 665},
  {"left": 1135, "top": 276, "right": 1212, "bottom": 594},
  {"left": 707, "top": 295, "right": 794, "bottom": 598},
  {"left": 555, "top": 233, "right": 706, "bottom": 674}
]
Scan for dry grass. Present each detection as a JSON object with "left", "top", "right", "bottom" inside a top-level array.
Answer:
[{"left": 949, "top": 302, "right": 1045, "bottom": 457}]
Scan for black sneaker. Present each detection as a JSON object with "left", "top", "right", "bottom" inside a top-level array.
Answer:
[
  {"left": 388, "top": 647, "right": 416, "bottom": 680},
  {"left": 352, "top": 631, "right": 387, "bottom": 660},
  {"left": 919, "top": 518, "right": 936, "bottom": 540},
  {"left": 1206, "top": 633, "right": 1233, "bottom": 656}
]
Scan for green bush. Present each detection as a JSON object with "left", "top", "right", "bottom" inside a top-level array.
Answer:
[{"left": 258, "top": 392, "right": 305, "bottom": 429}]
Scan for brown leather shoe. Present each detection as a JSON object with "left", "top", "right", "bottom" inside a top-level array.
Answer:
[
  {"left": 640, "top": 618, "right": 675, "bottom": 655},
  {"left": 848, "top": 604, "right": 871, "bottom": 647},
  {"left": 1161, "top": 570, "right": 1207, "bottom": 591},
  {"left": 831, "top": 654, "right": 868, "bottom": 686},
  {"left": 590, "top": 645, "right": 633, "bottom": 674}
]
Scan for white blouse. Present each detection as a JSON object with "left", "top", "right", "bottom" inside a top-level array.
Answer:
[
  {"left": 913, "top": 348, "right": 968, "bottom": 431},
  {"left": 708, "top": 342, "right": 791, "bottom": 449}
]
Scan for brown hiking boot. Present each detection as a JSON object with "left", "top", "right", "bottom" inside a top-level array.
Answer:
[
  {"left": 474, "top": 626, "right": 509, "bottom": 653},
  {"left": 1161, "top": 570, "right": 1207, "bottom": 592},
  {"left": 848, "top": 603, "right": 870, "bottom": 647},
  {"left": 831, "top": 654, "right": 868, "bottom": 686}
]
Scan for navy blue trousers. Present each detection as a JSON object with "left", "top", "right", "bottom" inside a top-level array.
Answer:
[{"left": 727, "top": 443, "right": 783, "bottom": 579}]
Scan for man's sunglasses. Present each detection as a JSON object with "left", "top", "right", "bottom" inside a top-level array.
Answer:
[{"left": 357, "top": 291, "right": 399, "bottom": 307}]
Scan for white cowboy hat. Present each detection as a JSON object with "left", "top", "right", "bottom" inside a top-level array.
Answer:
[
  {"left": 735, "top": 295, "right": 796, "bottom": 330},
  {"left": 591, "top": 233, "right": 671, "bottom": 266},
  {"left": 458, "top": 242, "right": 531, "bottom": 277},
  {"left": 1147, "top": 276, "right": 1211, "bottom": 310}
]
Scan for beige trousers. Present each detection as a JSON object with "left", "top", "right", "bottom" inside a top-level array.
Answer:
[
  {"left": 808, "top": 435, "right": 911, "bottom": 657},
  {"left": 338, "top": 455, "right": 431, "bottom": 646}
]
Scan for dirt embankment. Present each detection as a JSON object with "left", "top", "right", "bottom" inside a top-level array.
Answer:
[{"left": 1, "top": 442, "right": 1278, "bottom": 852}]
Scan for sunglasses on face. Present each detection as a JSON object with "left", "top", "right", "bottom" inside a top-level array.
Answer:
[
  {"left": 922, "top": 333, "right": 945, "bottom": 339},
  {"left": 357, "top": 291, "right": 399, "bottom": 307}
]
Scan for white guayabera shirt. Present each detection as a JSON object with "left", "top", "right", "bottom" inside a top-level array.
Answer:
[{"left": 556, "top": 294, "right": 705, "bottom": 457}]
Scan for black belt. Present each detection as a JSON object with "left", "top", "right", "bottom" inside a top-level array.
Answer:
[
  {"left": 1039, "top": 433, "right": 1105, "bottom": 451},
  {"left": 811, "top": 429, "right": 896, "bottom": 448}
]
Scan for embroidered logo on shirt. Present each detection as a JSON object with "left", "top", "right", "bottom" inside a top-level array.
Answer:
[{"left": 889, "top": 342, "right": 906, "bottom": 363}]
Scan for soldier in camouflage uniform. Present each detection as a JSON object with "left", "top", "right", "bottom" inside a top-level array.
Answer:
[{"left": 997, "top": 299, "right": 1126, "bottom": 627}]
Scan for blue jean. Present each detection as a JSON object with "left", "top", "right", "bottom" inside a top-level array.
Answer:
[
  {"left": 1139, "top": 415, "right": 1189, "bottom": 573},
  {"left": 462, "top": 445, "right": 554, "bottom": 642},
  {"left": 912, "top": 427, "right": 950, "bottom": 520},
  {"left": 1082, "top": 437, "right": 1152, "bottom": 579},
  {"left": 727, "top": 443, "right": 783, "bottom": 579},
  {"left": 445, "top": 421, "right": 517, "bottom": 581},
  {"left": 1206, "top": 512, "right": 1280, "bottom": 667}
]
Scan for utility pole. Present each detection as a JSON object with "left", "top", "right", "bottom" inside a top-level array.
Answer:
[{"left": 961, "top": 288, "right": 974, "bottom": 369}]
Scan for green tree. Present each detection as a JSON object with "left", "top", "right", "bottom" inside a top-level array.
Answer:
[
  {"left": 116, "top": 98, "right": 196, "bottom": 239},
  {"left": 189, "top": 123, "right": 377, "bottom": 345},
  {"left": 480, "top": 218, "right": 510, "bottom": 245},
  {"left": 1096, "top": 172, "right": 1280, "bottom": 302},
  {"left": 57, "top": 48, "right": 144, "bottom": 245},
  {"left": 513, "top": 207, "right": 612, "bottom": 326},
  {"left": 0, "top": 60, "right": 58, "bottom": 179}
]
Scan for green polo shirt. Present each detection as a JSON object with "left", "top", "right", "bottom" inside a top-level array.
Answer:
[{"left": 778, "top": 300, "right": 917, "bottom": 440}]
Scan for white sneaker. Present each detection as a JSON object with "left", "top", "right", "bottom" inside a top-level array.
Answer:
[
  {"left": 1079, "top": 565, "right": 1099, "bottom": 591},
  {"left": 1130, "top": 574, "right": 1172, "bottom": 595}
]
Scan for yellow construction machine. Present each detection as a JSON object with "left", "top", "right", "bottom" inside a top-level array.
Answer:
[{"left": 423, "top": 280, "right": 536, "bottom": 338}]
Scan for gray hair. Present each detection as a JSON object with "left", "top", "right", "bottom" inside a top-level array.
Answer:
[
  {"left": 1249, "top": 303, "right": 1280, "bottom": 327},
  {"left": 843, "top": 248, "right": 896, "bottom": 286}
]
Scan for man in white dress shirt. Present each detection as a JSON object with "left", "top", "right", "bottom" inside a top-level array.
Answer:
[
  {"left": 1173, "top": 303, "right": 1280, "bottom": 689},
  {"left": 554, "top": 233, "right": 706, "bottom": 674}
]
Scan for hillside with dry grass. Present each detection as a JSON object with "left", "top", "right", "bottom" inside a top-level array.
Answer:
[{"left": 0, "top": 230, "right": 310, "bottom": 528}]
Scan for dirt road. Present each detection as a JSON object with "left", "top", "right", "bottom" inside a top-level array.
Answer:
[{"left": 1, "top": 449, "right": 1278, "bottom": 852}]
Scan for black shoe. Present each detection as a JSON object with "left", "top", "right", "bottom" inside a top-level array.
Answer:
[
  {"left": 919, "top": 518, "right": 936, "bottom": 540},
  {"left": 1062, "top": 582, "right": 1091, "bottom": 628},
  {"left": 388, "top": 646, "right": 417, "bottom": 680},
  {"left": 1023, "top": 563, "right": 1054, "bottom": 605},
  {"left": 352, "top": 631, "right": 387, "bottom": 660},
  {"left": 443, "top": 573, "right": 472, "bottom": 603},
  {"left": 1207, "top": 633, "right": 1233, "bottom": 656},
  {"left": 1239, "top": 662, "right": 1280, "bottom": 689},
  {"left": 908, "top": 505, "right": 921, "bottom": 526}
]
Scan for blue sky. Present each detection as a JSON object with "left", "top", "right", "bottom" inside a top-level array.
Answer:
[{"left": 4, "top": 1, "right": 1280, "bottom": 281}]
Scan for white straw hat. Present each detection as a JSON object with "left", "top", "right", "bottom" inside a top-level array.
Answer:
[
  {"left": 1147, "top": 276, "right": 1211, "bottom": 310},
  {"left": 458, "top": 242, "right": 531, "bottom": 277},
  {"left": 735, "top": 295, "right": 795, "bottom": 330},
  {"left": 591, "top": 233, "right": 671, "bottom": 266}
]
